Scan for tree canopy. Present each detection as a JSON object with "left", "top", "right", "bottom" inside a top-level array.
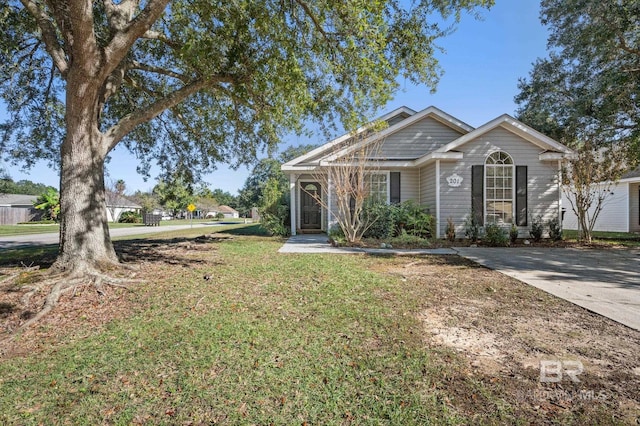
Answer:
[
  {"left": 515, "top": 0, "right": 639, "bottom": 159},
  {"left": 1, "top": 0, "right": 493, "bottom": 178}
]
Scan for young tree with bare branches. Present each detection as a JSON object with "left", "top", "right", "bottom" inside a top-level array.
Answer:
[{"left": 308, "top": 124, "right": 387, "bottom": 243}]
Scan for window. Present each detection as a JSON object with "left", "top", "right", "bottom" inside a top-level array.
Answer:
[
  {"left": 485, "top": 151, "right": 514, "bottom": 224},
  {"left": 368, "top": 173, "right": 388, "bottom": 203}
]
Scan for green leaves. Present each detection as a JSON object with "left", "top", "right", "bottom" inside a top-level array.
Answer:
[
  {"left": 517, "top": 0, "right": 640, "bottom": 162},
  {"left": 3, "top": 0, "right": 493, "bottom": 177}
]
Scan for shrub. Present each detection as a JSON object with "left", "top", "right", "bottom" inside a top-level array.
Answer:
[
  {"left": 389, "top": 229, "right": 431, "bottom": 248},
  {"left": 530, "top": 215, "right": 544, "bottom": 242},
  {"left": 509, "top": 223, "right": 519, "bottom": 244},
  {"left": 399, "top": 200, "right": 434, "bottom": 238},
  {"left": 328, "top": 225, "right": 346, "bottom": 246},
  {"left": 118, "top": 211, "right": 142, "bottom": 223},
  {"left": 362, "top": 202, "right": 395, "bottom": 239},
  {"left": 548, "top": 217, "right": 563, "bottom": 241},
  {"left": 463, "top": 213, "right": 481, "bottom": 243},
  {"left": 261, "top": 209, "right": 290, "bottom": 237},
  {"left": 445, "top": 217, "right": 456, "bottom": 242},
  {"left": 484, "top": 223, "right": 509, "bottom": 247}
]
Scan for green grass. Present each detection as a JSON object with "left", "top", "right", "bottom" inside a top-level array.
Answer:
[
  {"left": 563, "top": 229, "right": 640, "bottom": 247},
  {"left": 0, "top": 231, "right": 476, "bottom": 425}
]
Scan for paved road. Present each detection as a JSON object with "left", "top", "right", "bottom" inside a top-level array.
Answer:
[
  {"left": 0, "top": 222, "right": 222, "bottom": 249},
  {"left": 455, "top": 247, "right": 640, "bottom": 331}
]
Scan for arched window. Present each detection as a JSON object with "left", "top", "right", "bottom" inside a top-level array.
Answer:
[{"left": 485, "top": 151, "right": 514, "bottom": 224}]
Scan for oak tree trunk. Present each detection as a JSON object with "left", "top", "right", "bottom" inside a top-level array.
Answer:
[{"left": 53, "top": 69, "right": 118, "bottom": 273}]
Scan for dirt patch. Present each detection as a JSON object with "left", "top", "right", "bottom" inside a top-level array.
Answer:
[
  {"left": 375, "top": 255, "right": 640, "bottom": 424},
  {"left": 0, "top": 235, "right": 224, "bottom": 357}
]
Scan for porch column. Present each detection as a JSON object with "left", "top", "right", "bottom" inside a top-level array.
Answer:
[
  {"left": 435, "top": 160, "right": 441, "bottom": 239},
  {"left": 289, "top": 173, "right": 297, "bottom": 236},
  {"left": 327, "top": 173, "right": 332, "bottom": 230}
]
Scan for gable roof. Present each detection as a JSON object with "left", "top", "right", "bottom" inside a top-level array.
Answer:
[
  {"left": 105, "top": 192, "right": 141, "bottom": 208},
  {"left": 283, "top": 106, "right": 473, "bottom": 170},
  {"left": 433, "top": 114, "right": 573, "bottom": 156},
  {"left": 0, "top": 193, "right": 38, "bottom": 207},
  {"left": 217, "top": 205, "right": 238, "bottom": 214}
]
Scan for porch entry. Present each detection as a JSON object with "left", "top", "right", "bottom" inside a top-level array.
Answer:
[{"left": 300, "top": 182, "right": 322, "bottom": 230}]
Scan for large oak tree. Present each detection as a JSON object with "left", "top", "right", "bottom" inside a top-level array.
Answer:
[{"left": 0, "top": 0, "right": 492, "bottom": 275}]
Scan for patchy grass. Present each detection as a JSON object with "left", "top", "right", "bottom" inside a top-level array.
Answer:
[
  {"left": 563, "top": 230, "right": 640, "bottom": 248},
  {"left": 0, "top": 228, "right": 638, "bottom": 424}
]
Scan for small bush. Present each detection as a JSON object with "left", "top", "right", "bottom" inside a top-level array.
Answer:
[
  {"left": 119, "top": 211, "right": 142, "bottom": 223},
  {"left": 530, "top": 215, "right": 544, "bottom": 242},
  {"left": 464, "top": 213, "right": 481, "bottom": 243},
  {"left": 445, "top": 217, "right": 456, "bottom": 242},
  {"left": 400, "top": 200, "right": 434, "bottom": 238},
  {"left": 261, "top": 208, "right": 290, "bottom": 237},
  {"left": 509, "top": 223, "right": 519, "bottom": 244},
  {"left": 328, "top": 225, "right": 346, "bottom": 246},
  {"left": 388, "top": 229, "right": 431, "bottom": 248},
  {"left": 484, "top": 223, "right": 509, "bottom": 247},
  {"left": 548, "top": 217, "right": 563, "bottom": 241},
  {"left": 362, "top": 202, "right": 395, "bottom": 239}
]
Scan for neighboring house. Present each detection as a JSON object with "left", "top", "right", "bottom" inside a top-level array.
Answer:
[
  {"left": 0, "top": 194, "right": 40, "bottom": 225},
  {"left": 105, "top": 192, "right": 142, "bottom": 222},
  {"left": 206, "top": 205, "right": 239, "bottom": 219},
  {"left": 282, "top": 106, "right": 575, "bottom": 238},
  {"left": 562, "top": 166, "right": 640, "bottom": 233}
]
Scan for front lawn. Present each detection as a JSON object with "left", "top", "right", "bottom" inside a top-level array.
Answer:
[{"left": 0, "top": 226, "right": 638, "bottom": 424}]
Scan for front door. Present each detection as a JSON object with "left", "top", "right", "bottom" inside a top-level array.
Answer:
[{"left": 301, "top": 182, "right": 322, "bottom": 230}]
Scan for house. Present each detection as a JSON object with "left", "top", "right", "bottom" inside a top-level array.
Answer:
[
  {"left": 0, "top": 194, "right": 41, "bottom": 225},
  {"left": 282, "top": 106, "right": 575, "bottom": 238},
  {"left": 205, "top": 205, "right": 239, "bottom": 219},
  {"left": 105, "top": 192, "right": 142, "bottom": 222},
  {"left": 562, "top": 166, "right": 640, "bottom": 233}
]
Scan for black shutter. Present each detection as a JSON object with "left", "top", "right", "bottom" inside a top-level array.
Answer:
[
  {"left": 390, "top": 172, "right": 401, "bottom": 204},
  {"left": 515, "top": 166, "right": 528, "bottom": 226},
  {"left": 471, "top": 165, "right": 484, "bottom": 224}
]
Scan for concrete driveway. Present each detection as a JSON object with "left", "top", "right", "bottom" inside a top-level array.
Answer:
[{"left": 455, "top": 247, "right": 640, "bottom": 331}]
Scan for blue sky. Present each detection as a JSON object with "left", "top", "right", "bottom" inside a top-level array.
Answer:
[{"left": 1, "top": 0, "right": 549, "bottom": 196}]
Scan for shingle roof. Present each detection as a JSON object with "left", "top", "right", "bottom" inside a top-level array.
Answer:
[
  {"left": 0, "top": 193, "right": 38, "bottom": 206},
  {"left": 622, "top": 166, "right": 640, "bottom": 180},
  {"left": 217, "top": 205, "right": 238, "bottom": 213},
  {"left": 105, "top": 192, "right": 142, "bottom": 208}
]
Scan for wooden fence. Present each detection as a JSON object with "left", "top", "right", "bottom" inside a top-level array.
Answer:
[{"left": 0, "top": 207, "right": 41, "bottom": 225}]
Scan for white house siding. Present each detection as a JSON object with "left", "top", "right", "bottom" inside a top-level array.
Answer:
[
  {"left": 630, "top": 183, "right": 640, "bottom": 232},
  {"left": 562, "top": 182, "right": 630, "bottom": 232},
  {"left": 419, "top": 163, "right": 437, "bottom": 213},
  {"left": 393, "top": 168, "right": 419, "bottom": 203},
  {"left": 378, "top": 116, "right": 464, "bottom": 159},
  {"left": 439, "top": 127, "right": 560, "bottom": 237}
]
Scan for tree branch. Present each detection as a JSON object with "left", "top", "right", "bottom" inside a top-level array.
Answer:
[
  {"left": 103, "top": 0, "right": 170, "bottom": 76},
  {"left": 19, "top": 0, "right": 69, "bottom": 76},
  {"left": 128, "top": 61, "right": 191, "bottom": 83},
  {"left": 105, "top": 78, "right": 211, "bottom": 151}
]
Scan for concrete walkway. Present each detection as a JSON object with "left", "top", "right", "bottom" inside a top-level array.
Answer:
[
  {"left": 278, "top": 234, "right": 456, "bottom": 255},
  {"left": 279, "top": 235, "right": 640, "bottom": 331}
]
